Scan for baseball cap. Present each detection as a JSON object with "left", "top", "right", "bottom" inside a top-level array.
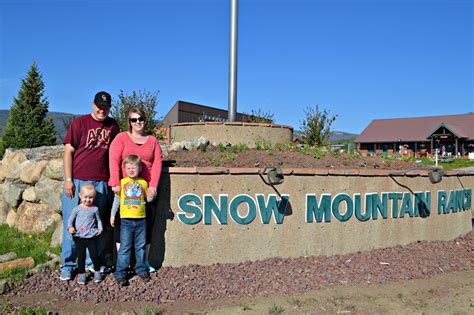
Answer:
[{"left": 94, "top": 91, "right": 112, "bottom": 107}]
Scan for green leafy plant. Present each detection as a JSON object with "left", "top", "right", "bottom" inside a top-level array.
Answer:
[
  {"left": 211, "top": 156, "right": 222, "bottom": 166},
  {"left": 231, "top": 144, "right": 249, "bottom": 152},
  {"left": 242, "top": 108, "right": 275, "bottom": 123},
  {"left": 197, "top": 142, "right": 209, "bottom": 152},
  {"left": 217, "top": 143, "right": 228, "bottom": 152},
  {"left": 255, "top": 138, "right": 272, "bottom": 151},
  {"left": 313, "top": 149, "right": 327, "bottom": 159},
  {"left": 224, "top": 153, "right": 237, "bottom": 160},
  {"left": 300, "top": 105, "right": 337, "bottom": 145}
]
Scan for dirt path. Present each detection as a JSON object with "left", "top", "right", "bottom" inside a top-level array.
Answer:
[
  {"left": 205, "top": 270, "right": 474, "bottom": 315},
  {"left": 1, "top": 270, "right": 473, "bottom": 314},
  {"left": 2, "top": 231, "right": 473, "bottom": 314}
]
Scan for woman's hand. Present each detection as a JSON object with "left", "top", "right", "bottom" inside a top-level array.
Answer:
[
  {"left": 147, "top": 187, "right": 157, "bottom": 199},
  {"left": 112, "top": 186, "right": 121, "bottom": 194},
  {"left": 110, "top": 216, "right": 115, "bottom": 227}
]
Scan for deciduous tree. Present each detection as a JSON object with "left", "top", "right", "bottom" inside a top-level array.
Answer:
[
  {"left": 300, "top": 105, "right": 337, "bottom": 145},
  {"left": 111, "top": 89, "right": 164, "bottom": 140}
]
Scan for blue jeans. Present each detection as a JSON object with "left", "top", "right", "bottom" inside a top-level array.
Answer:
[
  {"left": 114, "top": 218, "right": 147, "bottom": 279},
  {"left": 61, "top": 179, "right": 108, "bottom": 273}
]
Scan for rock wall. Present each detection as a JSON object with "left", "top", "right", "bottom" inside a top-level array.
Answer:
[{"left": 0, "top": 146, "right": 64, "bottom": 245}]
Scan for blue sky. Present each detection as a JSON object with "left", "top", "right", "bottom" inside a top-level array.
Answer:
[{"left": 0, "top": 0, "right": 472, "bottom": 134}]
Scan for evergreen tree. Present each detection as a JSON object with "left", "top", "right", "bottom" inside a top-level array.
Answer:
[{"left": 1, "top": 62, "right": 57, "bottom": 155}]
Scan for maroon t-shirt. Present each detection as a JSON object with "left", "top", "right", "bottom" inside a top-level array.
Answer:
[{"left": 64, "top": 114, "right": 120, "bottom": 181}]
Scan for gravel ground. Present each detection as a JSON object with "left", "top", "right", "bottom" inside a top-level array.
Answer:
[{"left": 8, "top": 231, "right": 473, "bottom": 304}]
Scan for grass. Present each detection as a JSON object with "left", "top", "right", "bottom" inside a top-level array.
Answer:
[
  {"left": 395, "top": 157, "right": 474, "bottom": 170},
  {"left": 0, "top": 302, "right": 49, "bottom": 315},
  {"left": 287, "top": 297, "right": 302, "bottom": 307},
  {"left": 268, "top": 303, "right": 285, "bottom": 314},
  {"left": 0, "top": 224, "right": 60, "bottom": 281},
  {"left": 139, "top": 306, "right": 163, "bottom": 315}
]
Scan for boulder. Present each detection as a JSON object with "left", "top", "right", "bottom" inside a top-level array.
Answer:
[
  {"left": 35, "top": 177, "right": 63, "bottom": 212},
  {"left": 3, "top": 149, "right": 28, "bottom": 180},
  {"left": 16, "top": 201, "right": 60, "bottom": 234},
  {"left": 50, "top": 222, "right": 63, "bottom": 247},
  {"left": 44, "top": 158, "right": 64, "bottom": 180},
  {"left": 0, "top": 257, "right": 35, "bottom": 272},
  {"left": 0, "top": 252, "right": 17, "bottom": 263},
  {"left": 3, "top": 181, "right": 27, "bottom": 208},
  {"left": 0, "top": 161, "right": 5, "bottom": 181},
  {"left": 6, "top": 209, "right": 16, "bottom": 227},
  {"left": 170, "top": 142, "right": 184, "bottom": 151},
  {"left": 0, "top": 200, "right": 9, "bottom": 224},
  {"left": 19, "top": 160, "right": 48, "bottom": 184},
  {"left": 22, "top": 187, "right": 38, "bottom": 202}
]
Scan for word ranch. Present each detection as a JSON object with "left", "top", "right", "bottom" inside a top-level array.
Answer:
[{"left": 176, "top": 189, "right": 471, "bottom": 225}]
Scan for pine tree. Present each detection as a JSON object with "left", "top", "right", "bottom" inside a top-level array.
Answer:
[{"left": 1, "top": 62, "right": 57, "bottom": 155}]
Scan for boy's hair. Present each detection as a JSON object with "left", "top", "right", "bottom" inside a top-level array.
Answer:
[
  {"left": 123, "top": 154, "right": 142, "bottom": 168},
  {"left": 79, "top": 183, "right": 96, "bottom": 197}
]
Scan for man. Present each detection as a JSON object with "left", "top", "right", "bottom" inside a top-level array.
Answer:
[{"left": 60, "top": 91, "right": 120, "bottom": 281}]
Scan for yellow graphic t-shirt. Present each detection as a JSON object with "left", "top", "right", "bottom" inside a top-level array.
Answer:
[{"left": 119, "top": 177, "right": 148, "bottom": 219}]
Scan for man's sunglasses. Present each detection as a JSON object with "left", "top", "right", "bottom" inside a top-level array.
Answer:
[{"left": 129, "top": 117, "right": 144, "bottom": 123}]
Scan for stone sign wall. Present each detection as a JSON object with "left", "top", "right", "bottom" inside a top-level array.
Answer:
[{"left": 0, "top": 146, "right": 472, "bottom": 268}]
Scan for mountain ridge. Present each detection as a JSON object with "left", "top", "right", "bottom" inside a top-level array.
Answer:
[{"left": 0, "top": 109, "right": 358, "bottom": 144}]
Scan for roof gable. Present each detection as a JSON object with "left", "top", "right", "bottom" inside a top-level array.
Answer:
[{"left": 355, "top": 113, "right": 474, "bottom": 143}]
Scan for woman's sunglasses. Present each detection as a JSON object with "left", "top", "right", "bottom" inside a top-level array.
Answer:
[{"left": 129, "top": 117, "right": 144, "bottom": 123}]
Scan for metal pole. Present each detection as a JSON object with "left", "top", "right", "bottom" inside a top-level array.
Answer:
[{"left": 228, "top": 0, "right": 238, "bottom": 122}]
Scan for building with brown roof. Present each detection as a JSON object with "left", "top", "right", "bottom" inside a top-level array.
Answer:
[
  {"left": 355, "top": 113, "right": 474, "bottom": 158},
  {"left": 162, "top": 100, "right": 252, "bottom": 128}
]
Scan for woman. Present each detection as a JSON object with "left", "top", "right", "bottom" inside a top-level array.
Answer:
[{"left": 109, "top": 107, "right": 162, "bottom": 271}]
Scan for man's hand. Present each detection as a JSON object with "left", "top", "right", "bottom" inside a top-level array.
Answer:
[
  {"left": 110, "top": 216, "right": 115, "bottom": 227},
  {"left": 68, "top": 226, "right": 76, "bottom": 234},
  {"left": 64, "top": 181, "right": 75, "bottom": 199},
  {"left": 96, "top": 229, "right": 102, "bottom": 236},
  {"left": 63, "top": 143, "right": 75, "bottom": 199}
]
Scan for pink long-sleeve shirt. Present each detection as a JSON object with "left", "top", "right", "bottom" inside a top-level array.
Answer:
[{"left": 108, "top": 132, "right": 163, "bottom": 189}]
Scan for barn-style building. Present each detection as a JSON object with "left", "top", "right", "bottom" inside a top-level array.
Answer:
[{"left": 355, "top": 113, "right": 474, "bottom": 158}]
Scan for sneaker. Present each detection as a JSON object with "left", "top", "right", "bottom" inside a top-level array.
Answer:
[
  {"left": 59, "top": 270, "right": 72, "bottom": 281},
  {"left": 115, "top": 277, "right": 128, "bottom": 287},
  {"left": 77, "top": 273, "right": 87, "bottom": 285},
  {"left": 85, "top": 265, "right": 95, "bottom": 273},
  {"left": 93, "top": 271, "right": 102, "bottom": 283},
  {"left": 144, "top": 261, "right": 156, "bottom": 273},
  {"left": 100, "top": 266, "right": 113, "bottom": 274},
  {"left": 139, "top": 273, "right": 151, "bottom": 283}
]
